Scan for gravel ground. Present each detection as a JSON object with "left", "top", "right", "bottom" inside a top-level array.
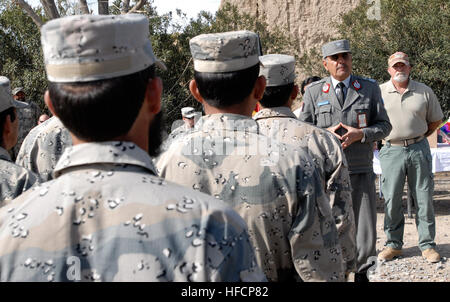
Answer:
[{"left": 367, "top": 172, "right": 450, "bottom": 282}]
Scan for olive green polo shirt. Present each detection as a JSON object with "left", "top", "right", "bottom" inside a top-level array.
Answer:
[{"left": 380, "top": 79, "right": 443, "bottom": 141}]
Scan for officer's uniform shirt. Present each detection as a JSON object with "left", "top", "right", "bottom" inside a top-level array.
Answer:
[
  {"left": 157, "top": 113, "right": 345, "bottom": 282},
  {"left": 299, "top": 75, "right": 392, "bottom": 174},
  {"left": 330, "top": 75, "right": 351, "bottom": 100},
  {"left": 0, "top": 141, "right": 265, "bottom": 281}
]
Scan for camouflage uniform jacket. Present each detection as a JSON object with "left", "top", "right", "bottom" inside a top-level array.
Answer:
[
  {"left": 15, "top": 116, "right": 72, "bottom": 182},
  {"left": 11, "top": 101, "right": 41, "bottom": 158},
  {"left": 253, "top": 107, "right": 356, "bottom": 273},
  {"left": 156, "top": 113, "right": 345, "bottom": 282},
  {"left": 0, "top": 147, "right": 38, "bottom": 205},
  {"left": 0, "top": 141, "right": 265, "bottom": 282},
  {"left": 160, "top": 123, "right": 193, "bottom": 153}
]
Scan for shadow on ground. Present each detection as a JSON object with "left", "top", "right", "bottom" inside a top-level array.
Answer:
[{"left": 399, "top": 244, "right": 450, "bottom": 260}]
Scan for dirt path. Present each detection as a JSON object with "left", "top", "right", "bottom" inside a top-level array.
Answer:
[{"left": 369, "top": 172, "right": 450, "bottom": 282}]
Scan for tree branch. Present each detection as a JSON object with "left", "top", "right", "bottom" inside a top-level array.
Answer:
[
  {"left": 128, "top": 0, "right": 147, "bottom": 14},
  {"left": 79, "top": 0, "right": 90, "bottom": 14},
  {"left": 98, "top": 0, "right": 109, "bottom": 15},
  {"left": 121, "top": 0, "right": 130, "bottom": 13},
  {"left": 40, "top": 0, "right": 60, "bottom": 19},
  {"left": 14, "top": 0, "right": 44, "bottom": 27}
]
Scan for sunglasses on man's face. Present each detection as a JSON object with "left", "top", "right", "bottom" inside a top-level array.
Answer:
[{"left": 329, "top": 53, "right": 350, "bottom": 61}]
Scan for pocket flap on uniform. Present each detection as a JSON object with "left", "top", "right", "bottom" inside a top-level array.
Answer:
[
  {"left": 318, "top": 105, "right": 332, "bottom": 113},
  {"left": 354, "top": 103, "right": 370, "bottom": 110}
]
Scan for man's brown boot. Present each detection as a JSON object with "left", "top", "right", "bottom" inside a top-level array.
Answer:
[
  {"left": 422, "top": 248, "right": 441, "bottom": 263},
  {"left": 378, "top": 247, "right": 402, "bottom": 261}
]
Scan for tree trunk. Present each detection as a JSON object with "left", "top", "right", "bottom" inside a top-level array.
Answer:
[
  {"left": 128, "top": 0, "right": 146, "bottom": 14},
  {"left": 14, "top": 0, "right": 44, "bottom": 27},
  {"left": 40, "top": 0, "right": 60, "bottom": 19},
  {"left": 79, "top": 0, "right": 90, "bottom": 14},
  {"left": 98, "top": 0, "right": 109, "bottom": 15},
  {"left": 121, "top": 0, "right": 130, "bottom": 13}
]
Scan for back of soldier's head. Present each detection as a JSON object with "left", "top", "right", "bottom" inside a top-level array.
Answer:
[
  {"left": 41, "top": 14, "right": 166, "bottom": 142},
  {"left": 258, "top": 54, "right": 296, "bottom": 108},
  {"left": 190, "top": 31, "right": 261, "bottom": 108},
  {"left": 301, "top": 76, "right": 321, "bottom": 95}
]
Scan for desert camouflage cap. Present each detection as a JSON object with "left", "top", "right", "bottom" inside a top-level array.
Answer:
[
  {"left": 11, "top": 87, "right": 24, "bottom": 96},
  {"left": 190, "top": 30, "right": 261, "bottom": 73},
  {"left": 259, "top": 54, "right": 296, "bottom": 87},
  {"left": 322, "top": 39, "right": 351, "bottom": 59},
  {"left": 0, "top": 77, "right": 28, "bottom": 113},
  {"left": 181, "top": 107, "right": 195, "bottom": 118},
  {"left": 40, "top": 14, "right": 166, "bottom": 83},
  {"left": 388, "top": 51, "right": 410, "bottom": 67}
]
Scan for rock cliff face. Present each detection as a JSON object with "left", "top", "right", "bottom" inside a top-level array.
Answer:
[{"left": 220, "top": 0, "right": 360, "bottom": 54}]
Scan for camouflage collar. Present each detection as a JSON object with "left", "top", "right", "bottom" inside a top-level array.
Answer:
[
  {"left": 0, "top": 146, "right": 12, "bottom": 162},
  {"left": 253, "top": 107, "right": 297, "bottom": 120},
  {"left": 195, "top": 114, "right": 260, "bottom": 134},
  {"left": 53, "top": 141, "right": 157, "bottom": 178}
]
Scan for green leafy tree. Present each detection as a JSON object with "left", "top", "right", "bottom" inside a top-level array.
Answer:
[
  {"left": 5, "top": 1, "right": 296, "bottom": 131},
  {"left": 0, "top": 3, "right": 47, "bottom": 113},
  {"left": 337, "top": 0, "right": 449, "bottom": 117},
  {"left": 147, "top": 3, "right": 298, "bottom": 131}
]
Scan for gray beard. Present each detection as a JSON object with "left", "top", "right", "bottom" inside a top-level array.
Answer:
[{"left": 393, "top": 73, "right": 409, "bottom": 83}]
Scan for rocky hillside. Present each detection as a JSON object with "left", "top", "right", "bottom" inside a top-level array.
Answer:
[{"left": 220, "top": 0, "right": 361, "bottom": 54}]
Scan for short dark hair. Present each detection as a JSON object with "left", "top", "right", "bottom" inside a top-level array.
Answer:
[
  {"left": 48, "top": 66, "right": 155, "bottom": 141},
  {"left": 259, "top": 83, "right": 294, "bottom": 108},
  {"left": 301, "top": 76, "right": 321, "bottom": 95},
  {"left": 194, "top": 64, "right": 260, "bottom": 108},
  {"left": 0, "top": 107, "right": 16, "bottom": 147}
]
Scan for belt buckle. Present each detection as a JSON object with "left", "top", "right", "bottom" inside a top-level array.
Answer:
[{"left": 404, "top": 138, "right": 416, "bottom": 147}]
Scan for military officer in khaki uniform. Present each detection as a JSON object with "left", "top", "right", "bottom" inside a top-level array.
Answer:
[
  {"left": 157, "top": 31, "right": 345, "bottom": 282},
  {"left": 10, "top": 87, "right": 41, "bottom": 160},
  {"left": 0, "top": 14, "right": 265, "bottom": 282},
  {"left": 0, "top": 77, "right": 38, "bottom": 204},
  {"left": 377, "top": 52, "right": 444, "bottom": 263},
  {"left": 15, "top": 115, "right": 72, "bottom": 182},
  {"left": 254, "top": 54, "right": 356, "bottom": 275},
  {"left": 299, "top": 40, "right": 392, "bottom": 282}
]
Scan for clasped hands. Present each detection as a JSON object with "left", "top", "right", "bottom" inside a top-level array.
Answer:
[{"left": 327, "top": 123, "right": 364, "bottom": 149}]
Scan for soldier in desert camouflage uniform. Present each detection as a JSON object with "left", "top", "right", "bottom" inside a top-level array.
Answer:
[
  {"left": 15, "top": 115, "right": 72, "bottom": 182},
  {"left": 157, "top": 31, "right": 345, "bottom": 282},
  {"left": 10, "top": 87, "right": 41, "bottom": 160},
  {"left": 253, "top": 54, "right": 356, "bottom": 274},
  {"left": 0, "top": 77, "right": 39, "bottom": 204},
  {"left": 0, "top": 14, "right": 264, "bottom": 282},
  {"left": 160, "top": 107, "right": 200, "bottom": 153}
]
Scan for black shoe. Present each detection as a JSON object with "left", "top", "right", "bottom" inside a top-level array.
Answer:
[{"left": 354, "top": 272, "right": 369, "bottom": 282}]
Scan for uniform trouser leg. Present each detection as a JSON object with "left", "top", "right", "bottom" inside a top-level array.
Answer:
[
  {"left": 406, "top": 140, "right": 436, "bottom": 251},
  {"left": 350, "top": 173, "right": 377, "bottom": 273},
  {"left": 379, "top": 146, "right": 407, "bottom": 250},
  {"left": 380, "top": 139, "right": 436, "bottom": 251}
]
